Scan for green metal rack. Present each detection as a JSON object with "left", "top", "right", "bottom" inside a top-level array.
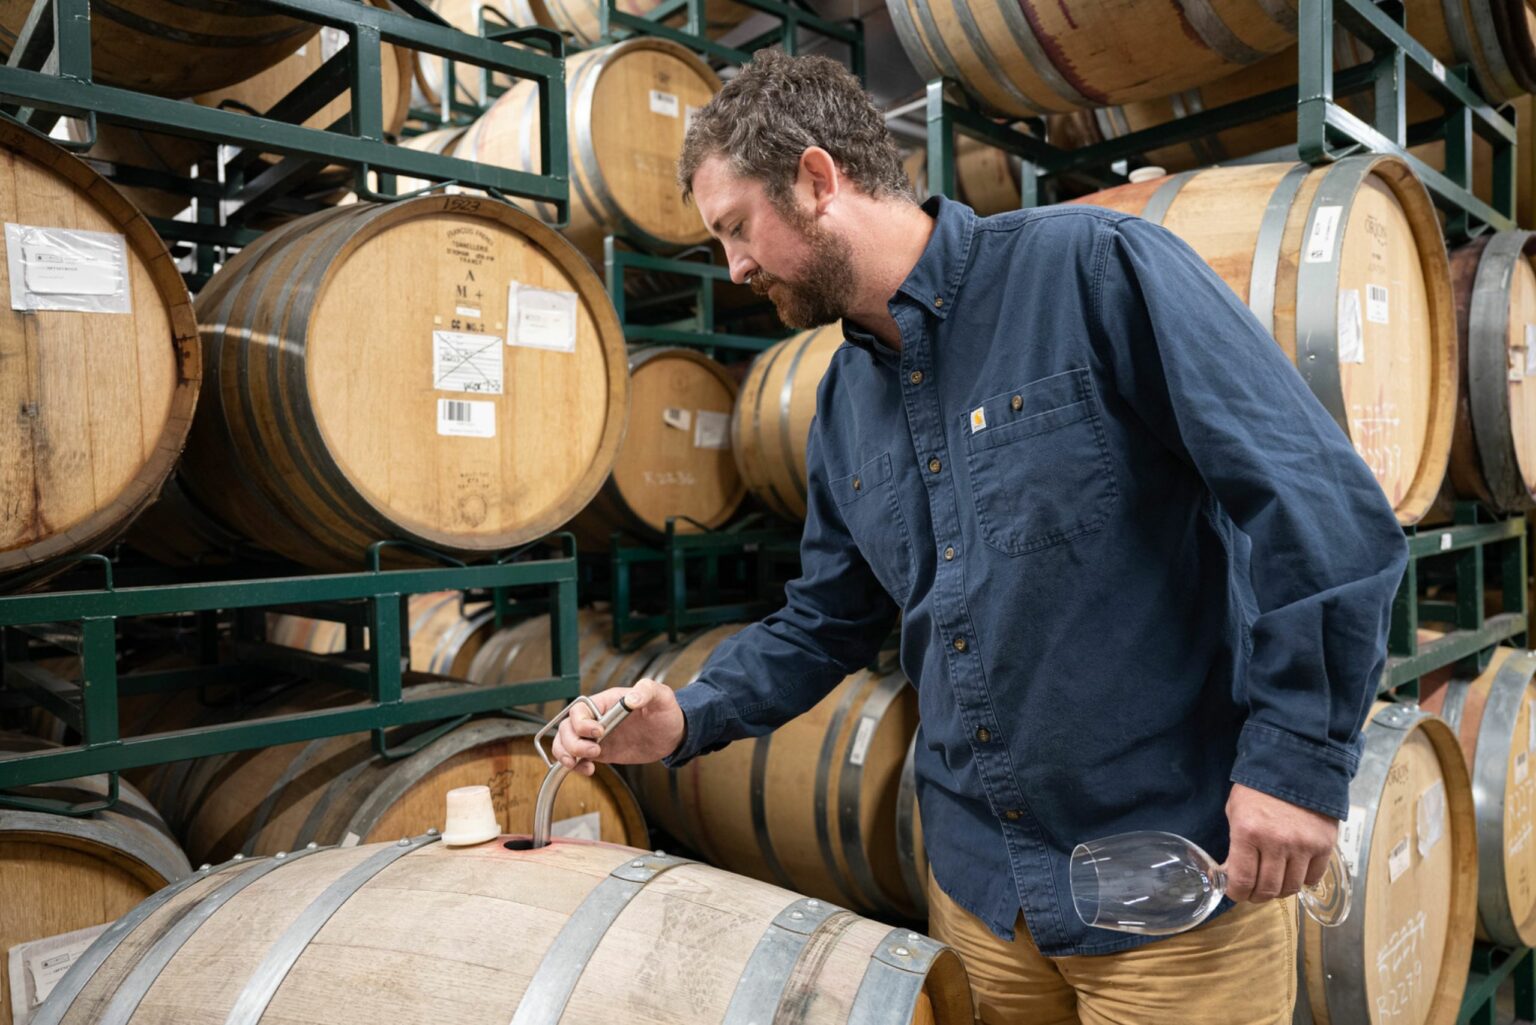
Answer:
[
  {"left": 604, "top": 237, "right": 787, "bottom": 355},
  {"left": 1460, "top": 944, "right": 1536, "bottom": 1025},
  {"left": 602, "top": 516, "right": 799, "bottom": 648},
  {"left": 923, "top": 0, "right": 1516, "bottom": 240},
  {"left": 0, "top": 0, "right": 570, "bottom": 266},
  {"left": 0, "top": 539, "right": 583, "bottom": 807},
  {"left": 1383, "top": 507, "right": 1529, "bottom": 697},
  {"left": 593, "top": 0, "right": 864, "bottom": 80}
]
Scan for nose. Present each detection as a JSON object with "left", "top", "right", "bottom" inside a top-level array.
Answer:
[{"left": 726, "top": 249, "right": 758, "bottom": 287}]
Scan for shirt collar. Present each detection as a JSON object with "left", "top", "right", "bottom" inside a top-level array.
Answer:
[
  {"left": 841, "top": 195, "right": 977, "bottom": 354},
  {"left": 896, "top": 194, "right": 975, "bottom": 319}
]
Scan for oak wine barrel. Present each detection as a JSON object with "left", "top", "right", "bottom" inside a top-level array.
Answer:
[
  {"left": 0, "top": 733, "right": 190, "bottom": 1025},
  {"left": 904, "top": 139, "right": 1023, "bottom": 217},
  {"left": 0, "top": 120, "right": 200, "bottom": 591},
  {"left": 265, "top": 591, "right": 498, "bottom": 679},
  {"left": 1408, "top": 0, "right": 1536, "bottom": 103},
  {"left": 629, "top": 628, "right": 923, "bottom": 921},
  {"left": 413, "top": 0, "right": 553, "bottom": 110},
  {"left": 180, "top": 194, "right": 629, "bottom": 571},
  {"left": 132, "top": 681, "right": 646, "bottom": 866},
  {"left": 1444, "top": 232, "right": 1536, "bottom": 513},
  {"left": 731, "top": 324, "right": 846, "bottom": 521},
  {"left": 885, "top": 0, "right": 1298, "bottom": 119},
  {"left": 33, "top": 836, "right": 972, "bottom": 1025},
  {"left": 1075, "top": 157, "right": 1457, "bottom": 525},
  {"left": 568, "top": 347, "right": 745, "bottom": 547},
  {"left": 457, "top": 38, "right": 721, "bottom": 263},
  {"left": 1421, "top": 646, "right": 1536, "bottom": 948},
  {"left": 0, "top": 0, "right": 316, "bottom": 98},
  {"left": 466, "top": 607, "right": 670, "bottom": 719},
  {"left": 1298, "top": 702, "right": 1477, "bottom": 1025}
]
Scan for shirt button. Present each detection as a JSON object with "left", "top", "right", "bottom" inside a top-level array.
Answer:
[
  {"left": 910, "top": 370, "right": 924, "bottom": 385},
  {"left": 943, "top": 546, "right": 955, "bottom": 561},
  {"left": 953, "top": 636, "right": 967, "bottom": 652},
  {"left": 928, "top": 457, "right": 942, "bottom": 473},
  {"left": 1005, "top": 809, "right": 1022, "bottom": 822},
  {"left": 852, "top": 477, "right": 861, "bottom": 491},
  {"left": 934, "top": 296, "right": 944, "bottom": 308},
  {"left": 976, "top": 727, "right": 991, "bottom": 743},
  {"left": 1011, "top": 395, "right": 1023, "bottom": 412}
]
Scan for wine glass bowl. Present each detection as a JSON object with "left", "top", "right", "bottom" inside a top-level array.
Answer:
[{"left": 1070, "top": 830, "right": 1351, "bottom": 936}]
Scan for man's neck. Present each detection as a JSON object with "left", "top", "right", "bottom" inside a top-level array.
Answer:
[{"left": 841, "top": 201, "right": 936, "bottom": 350}]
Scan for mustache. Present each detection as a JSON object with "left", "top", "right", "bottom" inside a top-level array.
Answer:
[{"left": 749, "top": 271, "right": 781, "bottom": 297}]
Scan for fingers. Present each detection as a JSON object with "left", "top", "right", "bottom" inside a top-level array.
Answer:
[
  {"left": 1279, "top": 849, "right": 1308, "bottom": 900},
  {"left": 1303, "top": 849, "right": 1331, "bottom": 889},
  {"left": 1220, "top": 838, "right": 1259, "bottom": 903}
]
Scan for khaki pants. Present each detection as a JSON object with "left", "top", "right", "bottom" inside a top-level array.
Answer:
[{"left": 926, "top": 871, "right": 1297, "bottom": 1025}]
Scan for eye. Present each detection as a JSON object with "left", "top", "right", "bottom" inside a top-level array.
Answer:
[{"left": 730, "top": 221, "right": 744, "bottom": 239}]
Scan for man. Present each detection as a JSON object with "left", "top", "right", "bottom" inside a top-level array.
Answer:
[{"left": 552, "top": 50, "right": 1407, "bottom": 1024}]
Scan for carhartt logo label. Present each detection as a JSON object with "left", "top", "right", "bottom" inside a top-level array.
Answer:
[{"left": 970, "top": 407, "right": 987, "bottom": 433}]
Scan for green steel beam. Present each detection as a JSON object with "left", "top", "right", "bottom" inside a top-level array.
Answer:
[
  {"left": 0, "top": 680, "right": 578, "bottom": 789},
  {"left": 1406, "top": 518, "right": 1526, "bottom": 558},
  {"left": 1459, "top": 946, "right": 1534, "bottom": 1025},
  {"left": 1383, "top": 613, "right": 1527, "bottom": 690},
  {"left": 0, "top": 560, "right": 574, "bottom": 626}
]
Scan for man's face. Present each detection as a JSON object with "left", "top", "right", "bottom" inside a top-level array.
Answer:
[{"left": 691, "top": 155, "right": 855, "bottom": 330}]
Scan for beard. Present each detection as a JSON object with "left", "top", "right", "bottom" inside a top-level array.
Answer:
[{"left": 749, "top": 205, "right": 856, "bottom": 330}]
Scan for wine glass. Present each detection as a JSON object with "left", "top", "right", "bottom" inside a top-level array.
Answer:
[{"left": 1069, "top": 830, "right": 1351, "bottom": 936}]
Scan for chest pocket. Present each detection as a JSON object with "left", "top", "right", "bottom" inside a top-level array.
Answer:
[
  {"left": 963, "top": 367, "right": 1118, "bottom": 556},
  {"left": 831, "top": 451, "right": 915, "bottom": 603}
]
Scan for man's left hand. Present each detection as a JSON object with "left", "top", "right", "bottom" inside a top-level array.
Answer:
[{"left": 1219, "top": 782, "right": 1338, "bottom": 903}]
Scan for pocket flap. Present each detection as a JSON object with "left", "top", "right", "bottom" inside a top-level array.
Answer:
[{"left": 831, "top": 451, "right": 893, "bottom": 507}]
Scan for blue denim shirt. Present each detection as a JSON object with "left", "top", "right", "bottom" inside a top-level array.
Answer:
[{"left": 667, "top": 195, "right": 1408, "bottom": 955}]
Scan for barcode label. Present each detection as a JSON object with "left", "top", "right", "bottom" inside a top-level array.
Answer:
[
  {"left": 649, "top": 90, "right": 680, "bottom": 118},
  {"left": 437, "top": 398, "right": 495, "bottom": 438},
  {"left": 1366, "top": 284, "right": 1390, "bottom": 324}
]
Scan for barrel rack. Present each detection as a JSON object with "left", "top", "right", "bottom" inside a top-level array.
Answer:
[
  {"left": 0, "top": 0, "right": 570, "bottom": 287},
  {"left": 922, "top": 0, "right": 1516, "bottom": 240},
  {"left": 0, "top": 539, "right": 583, "bottom": 811},
  {"left": 592, "top": 516, "right": 800, "bottom": 649}
]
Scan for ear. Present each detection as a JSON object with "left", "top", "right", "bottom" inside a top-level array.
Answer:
[{"left": 797, "top": 147, "right": 841, "bottom": 215}]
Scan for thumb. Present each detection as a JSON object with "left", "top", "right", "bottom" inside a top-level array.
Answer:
[{"left": 624, "top": 678, "right": 664, "bottom": 709}]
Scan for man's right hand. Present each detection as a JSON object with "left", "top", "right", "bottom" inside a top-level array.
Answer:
[{"left": 551, "top": 678, "right": 685, "bottom": 776}]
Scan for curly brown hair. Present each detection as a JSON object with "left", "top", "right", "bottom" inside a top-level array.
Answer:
[{"left": 677, "top": 50, "right": 912, "bottom": 209}]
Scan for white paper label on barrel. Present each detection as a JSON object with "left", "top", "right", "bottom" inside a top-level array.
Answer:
[
  {"left": 1526, "top": 326, "right": 1536, "bottom": 376},
  {"left": 1388, "top": 836, "right": 1411, "bottom": 882},
  {"left": 1417, "top": 779, "right": 1445, "bottom": 858},
  {"left": 1304, "top": 206, "right": 1343, "bottom": 263},
  {"left": 433, "top": 331, "right": 504, "bottom": 394},
  {"left": 456, "top": 305, "right": 482, "bottom": 319},
  {"left": 1337, "top": 289, "right": 1365, "bottom": 364},
  {"left": 7, "top": 922, "right": 110, "bottom": 1022},
  {"left": 663, "top": 407, "right": 692, "bottom": 431},
  {"left": 1338, "top": 805, "right": 1366, "bottom": 876},
  {"left": 5, "top": 223, "right": 131, "bottom": 313},
  {"left": 552, "top": 811, "right": 602, "bottom": 842},
  {"left": 1519, "top": 751, "right": 1530, "bottom": 786},
  {"left": 649, "top": 90, "right": 680, "bottom": 118},
  {"left": 849, "top": 715, "right": 879, "bottom": 766},
  {"left": 437, "top": 398, "right": 496, "bottom": 438},
  {"left": 1512, "top": 344, "right": 1527, "bottom": 382},
  {"left": 694, "top": 410, "right": 731, "bottom": 450},
  {"left": 508, "top": 282, "right": 578, "bottom": 353},
  {"left": 1366, "top": 284, "right": 1389, "bottom": 324},
  {"left": 341, "top": 831, "right": 362, "bottom": 847}
]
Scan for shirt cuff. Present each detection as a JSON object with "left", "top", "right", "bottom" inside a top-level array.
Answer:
[
  {"left": 662, "top": 680, "right": 735, "bottom": 768},
  {"left": 1229, "top": 721, "right": 1362, "bottom": 821}
]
